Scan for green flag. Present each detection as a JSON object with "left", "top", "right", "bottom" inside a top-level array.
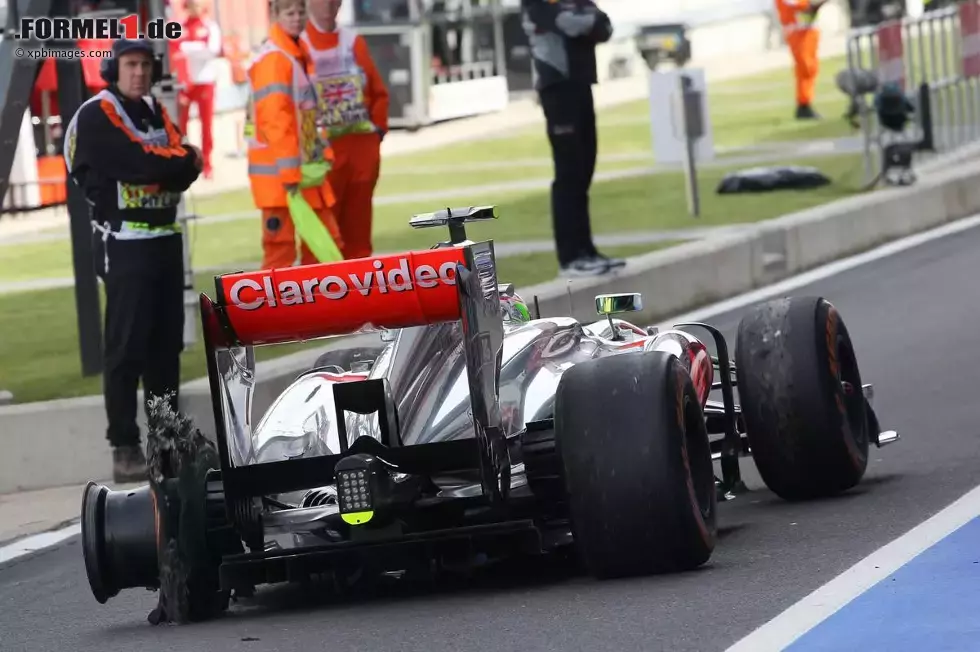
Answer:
[{"left": 286, "top": 189, "right": 344, "bottom": 263}]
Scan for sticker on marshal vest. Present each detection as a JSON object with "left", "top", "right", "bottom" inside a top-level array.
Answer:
[{"left": 13, "top": 14, "right": 182, "bottom": 41}]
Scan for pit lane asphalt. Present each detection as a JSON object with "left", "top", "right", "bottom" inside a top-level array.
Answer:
[{"left": 4, "top": 220, "right": 980, "bottom": 652}]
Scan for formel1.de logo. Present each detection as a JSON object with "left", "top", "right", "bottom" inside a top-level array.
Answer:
[{"left": 14, "top": 14, "right": 182, "bottom": 41}]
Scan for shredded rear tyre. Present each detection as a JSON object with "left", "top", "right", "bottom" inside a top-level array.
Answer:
[{"left": 146, "top": 395, "right": 235, "bottom": 624}]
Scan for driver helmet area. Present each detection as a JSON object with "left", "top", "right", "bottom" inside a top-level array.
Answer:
[{"left": 500, "top": 291, "right": 531, "bottom": 323}]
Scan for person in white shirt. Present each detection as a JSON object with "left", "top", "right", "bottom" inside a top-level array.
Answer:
[{"left": 173, "top": 0, "right": 222, "bottom": 178}]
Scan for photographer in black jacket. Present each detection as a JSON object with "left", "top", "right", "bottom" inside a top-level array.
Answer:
[
  {"left": 63, "top": 39, "right": 202, "bottom": 482},
  {"left": 522, "top": 0, "right": 625, "bottom": 277}
]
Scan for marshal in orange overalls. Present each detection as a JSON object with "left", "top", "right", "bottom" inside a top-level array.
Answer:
[
  {"left": 245, "top": 12, "right": 343, "bottom": 269},
  {"left": 775, "top": 0, "right": 825, "bottom": 119},
  {"left": 303, "top": 8, "right": 390, "bottom": 260}
]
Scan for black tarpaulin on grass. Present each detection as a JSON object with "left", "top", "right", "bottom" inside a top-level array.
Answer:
[{"left": 716, "top": 165, "right": 832, "bottom": 194}]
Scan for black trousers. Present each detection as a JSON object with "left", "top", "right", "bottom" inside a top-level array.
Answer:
[
  {"left": 538, "top": 81, "right": 600, "bottom": 267},
  {"left": 94, "top": 233, "right": 185, "bottom": 448}
]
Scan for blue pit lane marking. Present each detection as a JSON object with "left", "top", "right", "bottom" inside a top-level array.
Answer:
[{"left": 786, "top": 516, "right": 980, "bottom": 652}]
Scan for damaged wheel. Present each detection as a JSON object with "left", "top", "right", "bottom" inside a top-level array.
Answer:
[
  {"left": 81, "top": 482, "right": 160, "bottom": 604},
  {"left": 81, "top": 397, "right": 243, "bottom": 624},
  {"left": 145, "top": 396, "right": 242, "bottom": 624},
  {"left": 147, "top": 458, "right": 231, "bottom": 623},
  {"left": 735, "top": 296, "right": 870, "bottom": 501},
  {"left": 555, "top": 351, "right": 717, "bottom": 578}
]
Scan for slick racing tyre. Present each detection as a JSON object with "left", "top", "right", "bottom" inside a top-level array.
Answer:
[
  {"left": 735, "top": 296, "right": 870, "bottom": 501},
  {"left": 555, "top": 351, "right": 717, "bottom": 578}
]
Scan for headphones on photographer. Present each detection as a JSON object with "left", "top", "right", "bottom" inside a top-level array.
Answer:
[{"left": 100, "top": 43, "right": 164, "bottom": 85}]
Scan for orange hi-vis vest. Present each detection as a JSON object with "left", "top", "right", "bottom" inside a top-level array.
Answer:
[
  {"left": 244, "top": 24, "right": 331, "bottom": 208},
  {"left": 301, "top": 26, "right": 377, "bottom": 139},
  {"left": 775, "top": 0, "right": 819, "bottom": 35}
]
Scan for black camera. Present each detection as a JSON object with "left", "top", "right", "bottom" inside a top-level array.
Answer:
[
  {"left": 875, "top": 82, "right": 915, "bottom": 133},
  {"left": 838, "top": 67, "right": 933, "bottom": 187},
  {"left": 875, "top": 82, "right": 931, "bottom": 186}
]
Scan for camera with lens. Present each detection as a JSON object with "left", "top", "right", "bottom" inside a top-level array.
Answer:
[
  {"left": 875, "top": 82, "right": 921, "bottom": 186},
  {"left": 836, "top": 68, "right": 933, "bottom": 187}
]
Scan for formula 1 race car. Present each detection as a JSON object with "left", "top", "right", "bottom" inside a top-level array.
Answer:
[{"left": 79, "top": 206, "right": 900, "bottom": 624}]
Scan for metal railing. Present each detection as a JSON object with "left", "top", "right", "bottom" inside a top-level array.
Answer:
[
  {"left": 432, "top": 61, "right": 497, "bottom": 84},
  {"left": 845, "top": 3, "right": 980, "bottom": 186},
  {"left": 2, "top": 178, "right": 67, "bottom": 214}
]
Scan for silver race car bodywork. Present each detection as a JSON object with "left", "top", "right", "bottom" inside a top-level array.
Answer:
[
  {"left": 204, "top": 206, "right": 899, "bottom": 553},
  {"left": 213, "top": 299, "right": 721, "bottom": 549}
]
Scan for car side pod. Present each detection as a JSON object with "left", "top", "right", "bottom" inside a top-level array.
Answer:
[{"left": 80, "top": 481, "right": 159, "bottom": 604}]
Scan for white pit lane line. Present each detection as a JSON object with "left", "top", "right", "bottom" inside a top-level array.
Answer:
[
  {"left": 2, "top": 212, "right": 980, "bottom": 576},
  {"left": 0, "top": 523, "right": 82, "bottom": 565}
]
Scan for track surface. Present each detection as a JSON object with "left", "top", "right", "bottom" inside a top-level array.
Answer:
[{"left": 4, "top": 221, "right": 980, "bottom": 652}]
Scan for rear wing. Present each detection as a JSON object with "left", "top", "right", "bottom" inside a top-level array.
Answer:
[
  {"left": 202, "top": 204, "right": 500, "bottom": 349},
  {"left": 204, "top": 247, "right": 468, "bottom": 348},
  {"left": 198, "top": 206, "right": 510, "bottom": 502}
]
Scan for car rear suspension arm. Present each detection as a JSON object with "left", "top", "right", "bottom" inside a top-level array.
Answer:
[{"left": 674, "top": 322, "right": 747, "bottom": 497}]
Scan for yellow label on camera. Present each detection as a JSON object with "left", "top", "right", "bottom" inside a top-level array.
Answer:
[{"left": 342, "top": 510, "right": 374, "bottom": 526}]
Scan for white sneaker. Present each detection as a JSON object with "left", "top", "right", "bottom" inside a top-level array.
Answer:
[
  {"left": 589, "top": 253, "right": 626, "bottom": 269},
  {"left": 560, "top": 257, "right": 612, "bottom": 278}
]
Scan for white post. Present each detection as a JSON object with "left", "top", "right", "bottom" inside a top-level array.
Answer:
[
  {"left": 3, "top": 110, "right": 41, "bottom": 211},
  {"left": 907, "top": 0, "right": 925, "bottom": 20}
]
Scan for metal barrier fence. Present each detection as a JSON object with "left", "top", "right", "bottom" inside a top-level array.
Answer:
[
  {"left": 846, "top": 3, "right": 980, "bottom": 186},
  {"left": 2, "top": 179, "right": 68, "bottom": 215},
  {"left": 433, "top": 61, "right": 498, "bottom": 84}
]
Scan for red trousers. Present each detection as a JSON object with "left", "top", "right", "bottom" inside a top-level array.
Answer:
[
  {"left": 328, "top": 132, "right": 382, "bottom": 260},
  {"left": 177, "top": 83, "right": 215, "bottom": 172}
]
